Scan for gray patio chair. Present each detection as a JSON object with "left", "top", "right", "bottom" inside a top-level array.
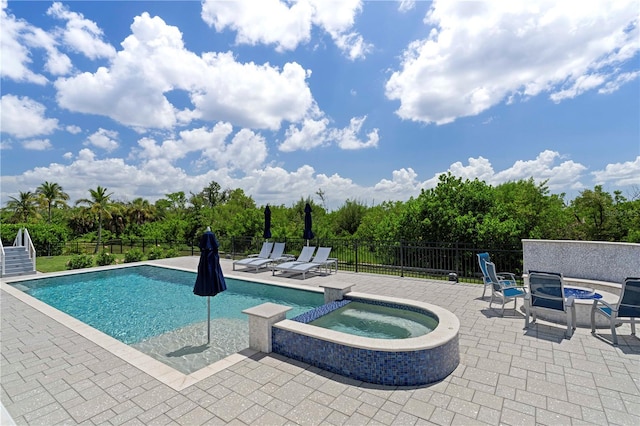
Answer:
[
  {"left": 486, "top": 261, "right": 526, "bottom": 316},
  {"left": 525, "top": 271, "right": 576, "bottom": 338},
  {"left": 591, "top": 277, "right": 640, "bottom": 345},
  {"left": 272, "top": 246, "right": 316, "bottom": 275},
  {"left": 242, "top": 242, "right": 288, "bottom": 272},
  {"left": 233, "top": 242, "right": 273, "bottom": 270},
  {"left": 273, "top": 247, "right": 333, "bottom": 279},
  {"left": 477, "top": 252, "right": 516, "bottom": 299}
]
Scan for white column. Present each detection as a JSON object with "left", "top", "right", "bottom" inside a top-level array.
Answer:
[{"left": 242, "top": 303, "right": 291, "bottom": 353}]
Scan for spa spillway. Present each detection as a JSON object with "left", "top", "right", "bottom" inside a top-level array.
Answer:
[{"left": 270, "top": 292, "right": 460, "bottom": 386}]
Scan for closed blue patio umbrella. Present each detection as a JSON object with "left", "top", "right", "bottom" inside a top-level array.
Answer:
[
  {"left": 263, "top": 205, "right": 272, "bottom": 240},
  {"left": 194, "top": 227, "right": 227, "bottom": 344},
  {"left": 303, "top": 203, "right": 314, "bottom": 245}
]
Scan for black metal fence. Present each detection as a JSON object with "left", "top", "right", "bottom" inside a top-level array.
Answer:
[{"left": 51, "top": 236, "right": 523, "bottom": 284}]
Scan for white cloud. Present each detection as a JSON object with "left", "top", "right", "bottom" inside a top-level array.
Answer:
[
  {"left": 280, "top": 115, "right": 379, "bottom": 151},
  {"left": 0, "top": 95, "right": 59, "bottom": 138},
  {"left": 280, "top": 117, "right": 330, "bottom": 152},
  {"left": 599, "top": 71, "right": 640, "bottom": 94},
  {"left": 374, "top": 168, "right": 420, "bottom": 193},
  {"left": 2, "top": 145, "right": 603, "bottom": 212},
  {"left": 135, "top": 123, "right": 267, "bottom": 174},
  {"left": 329, "top": 116, "right": 379, "bottom": 150},
  {"left": 215, "top": 128, "right": 268, "bottom": 172},
  {"left": 426, "top": 150, "right": 588, "bottom": 192},
  {"left": 85, "top": 128, "right": 119, "bottom": 152},
  {"left": 592, "top": 156, "right": 640, "bottom": 186},
  {"left": 201, "top": 0, "right": 371, "bottom": 60},
  {"left": 46, "top": 2, "right": 116, "bottom": 60},
  {"left": 193, "top": 54, "right": 313, "bottom": 130},
  {"left": 22, "top": 139, "right": 52, "bottom": 151},
  {"left": 54, "top": 12, "right": 315, "bottom": 132},
  {"left": 385, "top": 0, "right": 640, "bottom": 124},
  {"left": 201, "top": 0, "right": 313, "bottom": 52},
  {"left": 1, "top": 2, "right": 49, "bottom": 84},
  {"left": 66, "top": 125, "right": 82, "bottom": 134},
  {"left": 398, "top": 1, "right": 416, "bottom": 13},
  {"left": 22, "top": 26, "right": 72, "bottom": 75}
]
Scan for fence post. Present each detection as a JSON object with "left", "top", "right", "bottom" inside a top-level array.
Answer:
[
  {"left": 400, "top": 241, "right": 404, "bottom": 278},
  {"left": 354, "top": 240, "right": 359, "bottom": 273}
]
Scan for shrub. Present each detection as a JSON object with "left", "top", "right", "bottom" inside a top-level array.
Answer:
[
  {"left": 124, "top": 248, "right": 144, "bottom": 263},
  {"left": 0, "top": 223, "right": 69, "bottom": 256},
  {"left": 164, "top": 248, "right": 180, "bottom": 258},
  {"left": 146, "top": 246, "right": 164, "bottom": 260},
  {"left": 66, "top": 254, "right": 94, "bottom": 270},
  {"left": 96, "top": 251, "right": 116, "bottom": 266}
]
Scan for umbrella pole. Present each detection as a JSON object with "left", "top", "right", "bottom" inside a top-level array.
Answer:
[{"left": 207, "top": 296, "right": 211, "bottom": 344}]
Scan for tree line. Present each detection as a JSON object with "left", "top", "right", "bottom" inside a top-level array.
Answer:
[{"left": 2, "top": 175, "right": 639, "bottom": 255}]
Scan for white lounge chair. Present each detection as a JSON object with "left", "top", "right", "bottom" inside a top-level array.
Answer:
[
  {"left": 271, "top": 246, "right": 316, "bottom": 275},
  {"left": 273, "top": 247, "right": 334, "bottom": 279},
  {"left": 233, "top": 242, "right": 273, "bottom": 270},
  {"left": 242, "top": 242, "right": 288, "bottom": 272}
]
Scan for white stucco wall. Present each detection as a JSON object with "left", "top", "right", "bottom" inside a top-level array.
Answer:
[{"left": 522, "top": 239, "right": 640, "bottom": 284}]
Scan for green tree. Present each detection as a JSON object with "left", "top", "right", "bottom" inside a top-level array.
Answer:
[
  {"left": 332, "top": 199, "right": 368, "bottom": 236},
  {"left": 570, "top": 185, "right": 616, "bottom": 241},
  {"left": 75, "top": 186, "right": 114, "bottom": 253},
  {"left": 355, "top": 201, "right": 404, "bottom": 241},
  {"left": 127, "top": 197, "right": 156, "bottom": 225},
  {"left": 36, "top": 181, "right": 70, "bottom": 223},
  {"left": 200, "top": 181, "right": 230, "bottom": 207},
  {"left": 399, "top": 173, "right": 496, "bottom": 245},
  {"left": 67, "top": 207, "right": 95, "bottom": 237},
  {"left": 492, "top": 179, "right": 571, "bottom": 243},
  {"left": 6, "top": 191, "right": 39, "bottom": 223}
]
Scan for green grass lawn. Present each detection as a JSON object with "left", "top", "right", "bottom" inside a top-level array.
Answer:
[{"left": 36, "top": 254, "right": 126, "bottom": 273}]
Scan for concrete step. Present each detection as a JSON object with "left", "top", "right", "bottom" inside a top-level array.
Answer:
[{"left": 2, "top": 247, "right": 35, "bottom": 278}]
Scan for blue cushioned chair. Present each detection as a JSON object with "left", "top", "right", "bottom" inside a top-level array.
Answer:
[
  {"left": 525, "top": 271, "right": 576, "bottom": 338},
  {"left": 591, "top": 277, "right": 640, "bottom": 345},
  {"left": 477, "top": 252, "right": 516, "bottom": 299},
  {"left": 486, "top": 261, "right": 526, "bottom": 316}
]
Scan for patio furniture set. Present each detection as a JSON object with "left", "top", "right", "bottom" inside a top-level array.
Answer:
[{"left": 477, "top": 252, "right": 639, "bottom": 345}]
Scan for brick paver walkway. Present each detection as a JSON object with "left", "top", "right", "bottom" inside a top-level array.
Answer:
[{"left": 2, "top": 257, "right": 639, "bottom": 425}]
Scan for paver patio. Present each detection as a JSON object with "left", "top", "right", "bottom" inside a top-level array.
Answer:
[{"left": 2, "top": 256, "right": 639, "bottom": 425}]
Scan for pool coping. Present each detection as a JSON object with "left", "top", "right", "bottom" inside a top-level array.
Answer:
[
  {"left": 274, "top": 291, "right": 460, "bottom": 351},
  {"left": 0, "top": 262, "right": 325, "bottom": 391}
]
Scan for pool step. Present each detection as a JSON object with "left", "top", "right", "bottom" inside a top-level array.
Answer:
[{"left": 1, "top": 247, "right": 36, "bottom": 278}]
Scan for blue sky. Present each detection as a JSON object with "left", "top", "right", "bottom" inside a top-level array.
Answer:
[{"left": 1, "top": 0, "right": 639, "bottom": 210}]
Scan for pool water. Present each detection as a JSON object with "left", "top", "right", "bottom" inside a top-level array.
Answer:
[
  {"left": 309, "top": 301, "right": 438, "bottom": 339},
  {"left": 15, "top": 265, "right": 323, "bottom": 344}
]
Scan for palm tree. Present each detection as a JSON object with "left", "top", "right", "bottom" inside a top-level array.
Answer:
[
  {"left": 36, "top": 181, "right": 70, "bottom": 223},
  {"left": 6, "top": 191, "right": 39, "bottom": 223},
  {"left": 128, "top": 197, "right": 156, "bottom": 225},
  {"left": 76, "top": 186, "right": 114, "bottom": 253}
]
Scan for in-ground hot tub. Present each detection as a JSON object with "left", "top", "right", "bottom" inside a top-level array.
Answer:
[{"left": 271, "top": 292, "right": 460, "bottom": 386}]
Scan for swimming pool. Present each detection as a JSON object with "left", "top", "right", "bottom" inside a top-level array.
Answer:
[{"left": 9, "top": 265, "right": 324, "bottom": 373}]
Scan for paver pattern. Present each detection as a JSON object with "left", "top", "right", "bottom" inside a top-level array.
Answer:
[{"left": 2, "top": 256, "right": 639, "bottom": 425}]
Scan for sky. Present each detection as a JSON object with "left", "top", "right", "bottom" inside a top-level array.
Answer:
[{"left": 1, "top": 0, "right": 639, "bottom": 211}]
